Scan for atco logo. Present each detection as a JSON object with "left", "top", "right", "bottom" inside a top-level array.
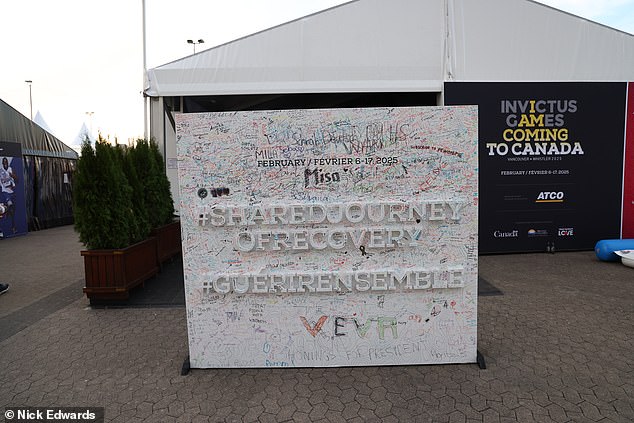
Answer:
[
  {"left": 494, "top": 230, "right": 519, "bottom": 238},
  {"left": 558, "top": 227, "right": 574, "bottom": 236},
  {"left": 536, "top": 191, "right": 564, "bottom": 203}
]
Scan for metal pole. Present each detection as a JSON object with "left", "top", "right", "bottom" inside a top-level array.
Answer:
[
  {"left": 142, "top": 0, "right": 148, "bottom": 139},
  {"left": 29, "top": 85, "right": 32, "bottom": 120},
  {"left": 25, "top": 80, "right": 33, "bottom": 120}
]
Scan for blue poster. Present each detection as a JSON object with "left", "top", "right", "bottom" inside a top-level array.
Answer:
[{"left": 0, "top": 142, "right": 28, "bottom": 238}]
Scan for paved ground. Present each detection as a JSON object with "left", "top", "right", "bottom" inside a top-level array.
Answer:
[{"left": 0, "top": 225, "right": 632, "bottom": 422}]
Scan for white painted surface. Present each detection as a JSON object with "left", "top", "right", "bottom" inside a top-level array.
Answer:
[
  {"left": 176, "top": 106, "right": 478, "bottom": 368},
  {"left": 615, "top": 250, "right": 634, "bottom": 268}
]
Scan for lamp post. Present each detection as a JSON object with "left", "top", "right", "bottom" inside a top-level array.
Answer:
[
  {"left": 142, "top": 0, "right": 148, "bottom": 140},
  {"left": 187, "top": 39, "right": 205, "bottom": 54},
  {"left": 25, "top": 80, "right": 33, "bottom": 120}
]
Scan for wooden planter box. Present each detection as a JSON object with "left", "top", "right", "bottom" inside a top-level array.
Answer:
[
  {"left": 151, "top": 219, "right": 182, "bottom": 264},
  {"left": 82, "top": 237, "right": 159, "bottom": 301}
]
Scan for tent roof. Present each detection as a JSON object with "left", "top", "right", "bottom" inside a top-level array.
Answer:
[
  {"left": 0, "top": 99, "right": 78, "bottom": 159},
  {"left": 145, "top": 0, "right": 634, "bottom": 98},
  {"left": 449, "top": 0, "right": 634, "bottom": 81}
]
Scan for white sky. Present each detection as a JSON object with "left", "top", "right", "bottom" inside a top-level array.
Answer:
[{"left": 0, "top": 0, "right": 632, "bottom": 148}]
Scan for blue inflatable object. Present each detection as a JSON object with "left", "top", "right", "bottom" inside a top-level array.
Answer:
[{"left": 594, "top": 239, "right": 634, "bottom": 261}]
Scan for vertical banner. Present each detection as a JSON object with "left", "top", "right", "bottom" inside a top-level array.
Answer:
[
  {"left": 0, "top": 142, "right": 28, "bottom": 239},
  {"left": 176, "top": 106, "right": 478, "bottom": 368},
  {"left": 623, "top": 82, "right": 634, "bottom": 239},
  {"left": 446, "top": 82, "right": 626, "bottom": 253}
]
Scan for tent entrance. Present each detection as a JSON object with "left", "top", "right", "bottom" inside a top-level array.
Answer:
[{"left": 178, "top": 92, "right": 439, "bottom": 113}]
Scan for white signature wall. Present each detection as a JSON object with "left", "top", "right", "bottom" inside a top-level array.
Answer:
[{"left": 176, "top": 106, "right": 478, "bottom": 368}]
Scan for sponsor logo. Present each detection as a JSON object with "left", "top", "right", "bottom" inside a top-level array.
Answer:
[
  {"left": 536, "top": 191, "right": 564, "bottom": 203},
  {"left": 558, "top": 227, "right": 574, "bottom": 236},
  {"left": 493, "top": 230, "right": 519, "bottom": 238},
  {"left": 528, "top": 228, "right": 549, "bottom": 237}
]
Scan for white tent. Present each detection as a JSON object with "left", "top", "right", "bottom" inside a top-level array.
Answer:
[
  {"left": 70, "top": 123, "right": 94, "bottom": 154},
  {"left": 33, "top": 111, "right": 54, "bottom": 136},
  {"left": 146, "top": 0, "right": 634, "bottom": 98},
  {"left": 144, "top": 0, "right": 634, "bottom": 209}
]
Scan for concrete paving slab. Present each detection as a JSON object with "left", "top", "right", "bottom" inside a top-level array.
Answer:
[
  {"left": 0, "top": 225, "right": 84, "bottom": 318},
  {"left": 0, "top": 226, "right": 632, "bottom": 422}
]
